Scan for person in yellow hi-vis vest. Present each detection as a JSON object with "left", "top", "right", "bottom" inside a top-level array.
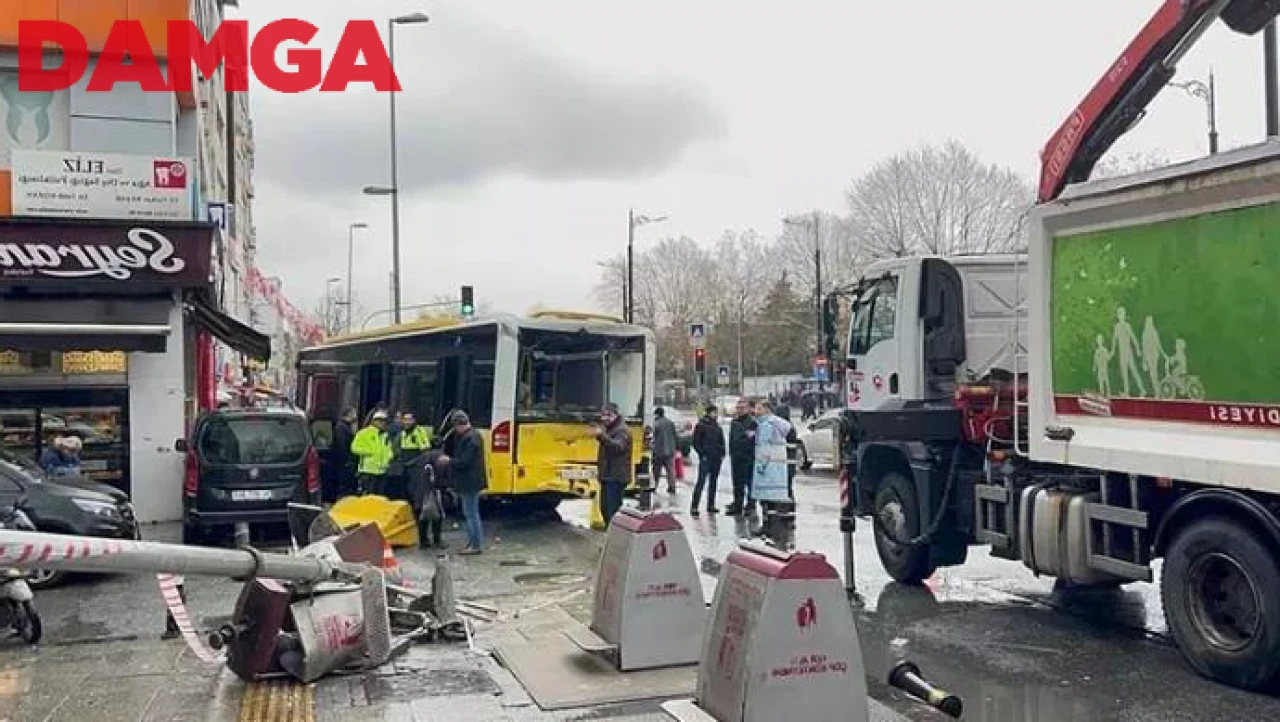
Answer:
[
  {"left": 392, "top": 412, "right": 432, "bottom": 504},
  {"left": 351, "top": 410, "right": 393, "bottom": 496}
]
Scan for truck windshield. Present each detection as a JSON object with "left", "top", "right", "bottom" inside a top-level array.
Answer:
[{"left": 848, "top": 276, "right": 899, "bottom": 356}]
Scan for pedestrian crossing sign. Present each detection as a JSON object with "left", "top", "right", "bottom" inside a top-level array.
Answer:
[
  {"left": 716, "top": 365, "right": 730, "bottom": 385},
  {"left": 690, "top": 322, "right": 706, "bottom": 348}
]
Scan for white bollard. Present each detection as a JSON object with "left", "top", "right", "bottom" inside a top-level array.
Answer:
[
  {"left": 569, "top": 507, "right": 704, "bottom": 671},
  {"left": 665, "top": 540, "right": 869, "bottom": 722}
]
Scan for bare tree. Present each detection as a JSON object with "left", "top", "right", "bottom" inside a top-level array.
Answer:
[
  {"left": 847, "top": 141, "right": 1034, "bottom": 259},
  {"left": 314, "top": 286, "right": 347, "bottom": 336},
  {"left": 776, "top": 211, "right": 868, "bottom": 298},
  {"left": 1091, "top": 148, "right": 1171, "bottom": 179}
]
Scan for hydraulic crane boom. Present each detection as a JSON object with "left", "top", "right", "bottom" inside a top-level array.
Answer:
[{"left": 1038, "top": 0, "right": 1280, "bottom": 203}]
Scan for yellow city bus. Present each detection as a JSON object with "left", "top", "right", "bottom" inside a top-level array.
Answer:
[{"left": 296, "top": 311, "right": 655, "bottom": 509}]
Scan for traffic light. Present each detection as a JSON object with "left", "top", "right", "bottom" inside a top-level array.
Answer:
[
  {"left": 694, "top": 347, "right": 707, "bottom": 374},
  {"left": 460, "top": 285, "right": 475, "bottom": 318}
]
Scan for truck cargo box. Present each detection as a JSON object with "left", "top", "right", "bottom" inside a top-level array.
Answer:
[{"left": 1029, "top": 141, "right": 1280, "bottom": 494}]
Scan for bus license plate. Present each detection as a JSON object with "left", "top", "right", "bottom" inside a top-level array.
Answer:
[
  {"left": 232, "top": 490, "right": 273, "bottom": 502},
  {"left": 560, "top": 468, "right": 595, "bottom": 481}
]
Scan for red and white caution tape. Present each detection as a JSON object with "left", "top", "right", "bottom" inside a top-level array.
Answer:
[
  {"left": 157, "top": 573, "right": 225, "bottom": 664},
  {"left": 0, "top": 538, "right": 126, "bottom": 565}
]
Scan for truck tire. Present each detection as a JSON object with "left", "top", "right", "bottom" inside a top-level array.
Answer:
[
  {"left": 873, "top": 472, "right": 936, "bottom": 585},
  {"left": 1162, "top": 517, "right": 1280, "bottom": 690}
]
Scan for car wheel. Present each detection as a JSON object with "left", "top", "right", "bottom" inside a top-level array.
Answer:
[
  {"left": 182, "top": 520, "right": 203, "bottom": 546},
  {"left": 872, "top": 472, "right": 936, "bottom": 585},
  {"left": 25, "top": 569, "right": 65, "bottom": 591},
  {"left": 18, "top": 601, "right": 41, "bottom": 645},
  {"left": 1162, "top": 516, "right": 1280, "bottom": 690}
]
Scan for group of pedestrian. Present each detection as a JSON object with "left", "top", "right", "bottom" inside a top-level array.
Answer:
[
  {"left": 640, "top": 397, "right": 795, "bottom": 531},
  {"left": 330, "top": 406, "right": 488, "bottom": 555}
]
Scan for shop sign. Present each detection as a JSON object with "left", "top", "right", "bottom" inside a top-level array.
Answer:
[
  {"left": 11, "top": 150, "right": 195, "bottom": 222},
  {"left": 0, "top": 220, "right": 212, "bottom": 287}
]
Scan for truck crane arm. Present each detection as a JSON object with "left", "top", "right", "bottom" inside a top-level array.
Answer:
[{"left": 1038, "top": 0, "right": 1280, "bottom": 203}]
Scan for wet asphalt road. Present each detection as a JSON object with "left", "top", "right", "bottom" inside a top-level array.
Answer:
[
  {"left": 555, "top": 455, "right": 1280, "bottom": 722},
  {"left": 12, "top": 454, "right": 1280, "bottom": 720}
]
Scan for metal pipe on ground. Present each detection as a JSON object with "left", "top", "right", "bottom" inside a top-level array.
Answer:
[{"left": 0, "top": 530, "right": 367, "bottom": 583}]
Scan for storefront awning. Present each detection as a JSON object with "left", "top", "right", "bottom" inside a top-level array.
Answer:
[
  {"left": 0, "top": 296, "right": 172, "bottom": 353},
  {"left": 187, "top": 292, "right": 271, "bottom": 362}
]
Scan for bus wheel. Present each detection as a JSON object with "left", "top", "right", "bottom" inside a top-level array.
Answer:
[
  {"left": 872, "top": 472, "right": 936, "bottom": 585},
  {"left": 1162, "top": 517, "right": 1280, "bottom": 690}
]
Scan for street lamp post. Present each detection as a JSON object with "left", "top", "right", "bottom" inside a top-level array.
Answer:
[
  {"left": 784, "top": 211, "right": 824, "bottom": 366},
  {"left": 626, "top": 210, "right": 667, "bottom": 323},
  {"left": 345, "top": 222, "right": 369, "bottom": 332},
  {"left": 376, "top": 12, "right": 429, "bottom": 325},
  {"left": 324, "top": 277, "right": 341, "bottom": 334},
  {"left": 1169, "top": 72, "right": 1219, "bottom": 154}
]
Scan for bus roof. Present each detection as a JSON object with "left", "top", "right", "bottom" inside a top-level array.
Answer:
[{"left": 302, "top": 311, "right": 653, "bottom": 353}]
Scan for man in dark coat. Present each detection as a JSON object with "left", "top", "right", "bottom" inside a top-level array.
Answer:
[
  {"left": 727, "top": 397, "right": 758, "bottom": 516},
  {"left": 651, "top": 407, "right": 679, "bottom": 494},
  {"left": 329, "top": 408, "right": 358, "bottom": 501},
  {"left": 592, "top": 402, "right": 632, "bottom": 525},
  {"left": 690, "top": 403, "right": 724, "bottom": 515},
  {"left": 443, "top": 411, "right": 487, "bottom": 554}
]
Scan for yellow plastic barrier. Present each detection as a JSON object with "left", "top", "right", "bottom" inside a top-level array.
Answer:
[{"left": 328, "top": 495, "right": 420, "bottom": 548}]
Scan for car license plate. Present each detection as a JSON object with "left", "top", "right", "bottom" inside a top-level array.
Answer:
[
  {"left": 559, "top": 467, "right": 595, "bottom": 481},
  {"left": 231, "top": 489, "right": 273, "bottom": 502}
]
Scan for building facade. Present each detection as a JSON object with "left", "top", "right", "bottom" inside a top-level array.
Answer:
[{"left": 0, "top": 1, "right": 313, "bottom": 523}]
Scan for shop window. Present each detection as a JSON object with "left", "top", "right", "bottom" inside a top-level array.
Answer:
[
  {"left": 0, "top": 350, "right": 126, "bottom": 375},
  {"left": 42, "top": 407, "right": 126, "bottom": 485}
]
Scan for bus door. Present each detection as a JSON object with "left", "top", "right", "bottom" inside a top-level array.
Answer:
[{"left": 360, "top": 363, "right": 387, "bottom": 417}]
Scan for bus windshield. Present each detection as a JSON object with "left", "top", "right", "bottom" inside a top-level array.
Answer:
[{"left": 518, "top": 331, "right": 646, "bottom": 422}]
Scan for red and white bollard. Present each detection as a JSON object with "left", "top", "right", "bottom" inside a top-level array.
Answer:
[{"left": 663, "top": 540, "right": 870, "bottom": 722}]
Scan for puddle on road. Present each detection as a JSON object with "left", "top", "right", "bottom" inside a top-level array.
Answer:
[{"left": 513, "top": 571, "right": 588, "bottom": 586}]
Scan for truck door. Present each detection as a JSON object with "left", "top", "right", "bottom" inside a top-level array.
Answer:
[{"left": 847, "top": 275, "right": 901, "bottom": 410}]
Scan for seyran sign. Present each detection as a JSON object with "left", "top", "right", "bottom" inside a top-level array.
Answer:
[{"left": 17, "top": 20, "right": 399, "bottom": 94}]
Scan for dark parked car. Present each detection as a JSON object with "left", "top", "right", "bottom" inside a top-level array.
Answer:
[
  {"left": 0, "top": 448, "right": 139, "bottom": 589},
  {"left": 179, "top": 408, "right": 320, "bottom": 545}
]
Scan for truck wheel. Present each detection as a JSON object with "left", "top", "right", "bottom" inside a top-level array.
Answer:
[
  {"left": 1162, "top": 517, "right": 1280, "bottom": 689},
  {"left": 873, "top": 472, "right": 936, "bottom": 585}
]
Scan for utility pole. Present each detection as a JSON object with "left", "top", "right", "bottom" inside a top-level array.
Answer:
[
  {"left": 1267, "top": 20, "right": 1279, "bottom": 137},
  {"left": 736, "top": 298, "right": 746, "bottom": 394},
  {"left": 626, "top": 209, "right": 634, "bottom": 324},
  {"left": 812, "top": 210, "right": 823, "bottom": 365}
]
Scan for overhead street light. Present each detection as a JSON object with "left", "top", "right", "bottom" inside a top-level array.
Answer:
[
  {"left": 784, "top": 212, "right": 824, "bottom": 374},
  {"left": 1168, "top": 71, "right": 1219, "bottom": 154},
  {"left": 345, "top": 222, "right": 369, "bottom": 332},
  {"left": 374, "top": 11, "right": 430, "bottom": 326},
  {"left": 626, "top": 210, "right": 668, "bottom": 324}
]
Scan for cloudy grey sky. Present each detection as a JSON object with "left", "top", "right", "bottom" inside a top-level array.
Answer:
[{"left": 237, "top": 0, "right": 1271, "bottom": 320}]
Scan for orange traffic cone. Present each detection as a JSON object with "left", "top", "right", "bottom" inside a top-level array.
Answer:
[{"left": 379, "top": 539, "right": 404, "bottom": 584}]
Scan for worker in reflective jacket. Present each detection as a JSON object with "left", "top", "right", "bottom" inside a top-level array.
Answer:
[
  {"left": 396, "top": 412, "right": 432, "bottom": 504},
  {"left": 352, "top": 410, "right": 394, "bottom": 496}
]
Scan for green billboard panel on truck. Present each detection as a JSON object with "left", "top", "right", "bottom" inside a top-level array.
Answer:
[{"left": 1051, "top": 202, "right": 1280, "bottom": 430}]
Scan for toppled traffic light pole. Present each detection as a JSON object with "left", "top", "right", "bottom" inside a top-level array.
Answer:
[{"left": 0, "top": 512, "right": 460, "bottom": 683}]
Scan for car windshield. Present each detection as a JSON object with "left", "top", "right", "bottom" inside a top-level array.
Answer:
[
  {"left": 0, "top": 448, "right": 40, "bottom": 484},
  {"left": 198, "top": 416, "right": 309, "bottom": 465}
]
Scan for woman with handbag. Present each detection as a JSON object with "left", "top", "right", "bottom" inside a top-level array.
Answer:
[{"left": 415, "top": 447, "right": 449, "bottom": 549}]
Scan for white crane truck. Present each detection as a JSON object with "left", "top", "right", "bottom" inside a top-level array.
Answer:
[{"left": 831, "top": 0, "right": 1280, "bottom": 691}]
